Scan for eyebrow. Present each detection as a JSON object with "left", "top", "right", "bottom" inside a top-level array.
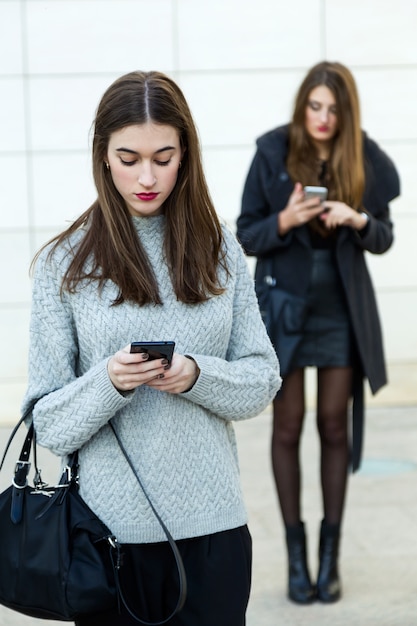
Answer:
[{"left": 115, "top": 146, "right": 176, "bottom": 155}]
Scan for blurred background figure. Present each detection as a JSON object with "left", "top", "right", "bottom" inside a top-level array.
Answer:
[{"left": 237, "top": 61, "right": 400, "bottom": 605}]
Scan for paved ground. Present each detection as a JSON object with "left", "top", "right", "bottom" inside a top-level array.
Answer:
[{"left": 1, "top": 405, "right": 417, "bottom": 625}]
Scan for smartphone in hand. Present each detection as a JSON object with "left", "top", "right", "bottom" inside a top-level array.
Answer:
[
  {"left": 304, "top": 186, "right": 328, "bottom": 202},
  {"left": 130, "top": 341, "right": 175, "bottom": 364}
]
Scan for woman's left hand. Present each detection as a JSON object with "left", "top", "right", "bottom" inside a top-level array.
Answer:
[
  {"left": 146, "top": 354, "right": 200, "bottom": 394},
  {"left": 320, "top": 201, "right": 368, "bottom": 231}
]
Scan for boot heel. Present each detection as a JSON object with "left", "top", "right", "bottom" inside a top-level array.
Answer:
[{"left": 285, "top": 522, "right": 316, "bottom": 604}]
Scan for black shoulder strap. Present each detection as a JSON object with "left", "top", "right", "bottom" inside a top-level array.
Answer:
[
  {"left": 108, "top": 421, "right": 187, "bottom": 625},
  {"left": 0, "top": 403, "right": 36, "bottom": 473}
]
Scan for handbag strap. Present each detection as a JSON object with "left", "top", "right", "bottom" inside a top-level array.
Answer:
[
  {"left": 0, "top": 405, "right": 35, "bottom": 474},
  {"left": 108, "top": 421, "right": 187, "bottom": 625},
  {"left": 1, "top": 400, "right": 49, "bottom": 489}
]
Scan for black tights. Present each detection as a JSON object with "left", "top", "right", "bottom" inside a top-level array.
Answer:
[{"left": 271, "top": 367, "right": 351, "bottom": 527}]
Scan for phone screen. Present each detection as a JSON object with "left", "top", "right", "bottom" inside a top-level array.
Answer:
[{"left": 130, "top": 341, "right": 175, "bottom": 363}]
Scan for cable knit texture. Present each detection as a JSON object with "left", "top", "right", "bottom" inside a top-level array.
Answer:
[{"left": 23, "top": 215, "right": 281, "bottom": 543}]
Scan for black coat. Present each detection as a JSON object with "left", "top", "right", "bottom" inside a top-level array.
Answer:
[{"left": 237, "top": 125, "right": 400, "bottom": 469}]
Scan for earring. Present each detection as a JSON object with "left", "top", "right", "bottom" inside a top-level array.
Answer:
[{"left": 105, "top": 162, "right": 110, "bottom": 170}]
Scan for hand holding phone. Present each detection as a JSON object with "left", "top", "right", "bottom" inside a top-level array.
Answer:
[{"left": 130, "top": 341, "right": 175, "bottom": 364}]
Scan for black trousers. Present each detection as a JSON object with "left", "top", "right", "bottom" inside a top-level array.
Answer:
[{"left": 75, "top": 525, "right": 252, "bottom": 626}]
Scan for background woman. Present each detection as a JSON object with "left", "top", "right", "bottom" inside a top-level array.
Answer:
[
  {"left": 237, "top": 61, "right": 400, "bottom": 605},
  {"left": 23, "top": 70, "right": 281, "bottom": 625}
]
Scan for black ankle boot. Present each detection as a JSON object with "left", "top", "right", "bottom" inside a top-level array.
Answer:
[
  {"left": 316, "top": 519, "right": 342, "bottom": 603},
  {"left": 285, "top": 522, "right": 316, "bottom": 604}
]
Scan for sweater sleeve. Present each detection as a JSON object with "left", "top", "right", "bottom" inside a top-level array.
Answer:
[
  {"left": 182, "top": 231, "right": 282, "bottom": 420},
  {"left": 22, "top": 246, "right": 132, "bottom": 455}
]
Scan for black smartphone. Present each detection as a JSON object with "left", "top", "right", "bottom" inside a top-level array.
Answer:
[{"left": 130, "top": 341, "right": 175, "bottom": 364}]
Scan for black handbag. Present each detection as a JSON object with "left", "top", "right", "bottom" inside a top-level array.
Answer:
[
  {"left": 0, "top": 406, "right": 187, "bottom": 624},
  {"left": 257, "top": 268, "right": 307, "bottom": 377}
]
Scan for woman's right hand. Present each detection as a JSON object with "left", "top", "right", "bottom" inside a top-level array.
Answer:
[
  {"left": 107, "top": 344, "right": 169, "bottom": 392},
  {"left": 278, "top": 182, "right": 325, "bottom": 235}
]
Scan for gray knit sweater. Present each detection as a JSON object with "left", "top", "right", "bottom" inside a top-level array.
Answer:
[{"left": 23, "top": 215, "right": 281, "bottom": 543}]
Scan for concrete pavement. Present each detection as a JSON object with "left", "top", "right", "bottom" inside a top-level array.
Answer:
[{"left": 0, "top": 405, "right": 416, "bottom": 625}]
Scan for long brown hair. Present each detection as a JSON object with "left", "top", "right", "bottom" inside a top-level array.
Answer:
[
  {"left": 287, "top": 61, "right": 364, "bottom": 210},
  {"left": 35, "top": 71, "right": 227, "bottom": 305}
]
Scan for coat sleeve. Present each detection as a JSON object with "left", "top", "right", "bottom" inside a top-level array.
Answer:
[
  {"left": 237, "top": 148, "right": 295, "bottom": 257},
  {"left": 354, "top": 137, "right": 400, "bottom": 255}
]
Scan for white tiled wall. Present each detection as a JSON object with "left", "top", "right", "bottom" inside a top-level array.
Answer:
[{"left": 1, "top": 0, "right": 416, "bottom": 422}]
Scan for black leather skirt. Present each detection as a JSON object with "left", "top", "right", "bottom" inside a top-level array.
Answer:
[{"left": 292, "top": 249, "right": 353, "bottom": 369}]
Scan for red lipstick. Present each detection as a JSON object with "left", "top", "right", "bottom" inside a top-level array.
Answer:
[{"left": 136, "top": 193, "right": 159, "bottom": 201}]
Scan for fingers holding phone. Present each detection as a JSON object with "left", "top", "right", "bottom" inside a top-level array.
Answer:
[
  {"left": 279, "top": 184, "right": 328, "bottom": 234},
  {"left": 318, "top": 200, "right": 361, "bottom": 229},
  {"left": 146, "top": 353, "right": 200, "bottom": 394},
  {"left": 303, "top": 185, "right": 329, "bottom": 221},
  {"left": 108, "top": 342, "right": 175, "bottom": 392}
]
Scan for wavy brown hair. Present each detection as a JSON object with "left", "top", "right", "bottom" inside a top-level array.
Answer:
[
  {"left": 287, "top": 61, "right": 364, "bottom": 210},
  {"left": 35, "top": 71, "right": 227, "bottom": 305}
]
